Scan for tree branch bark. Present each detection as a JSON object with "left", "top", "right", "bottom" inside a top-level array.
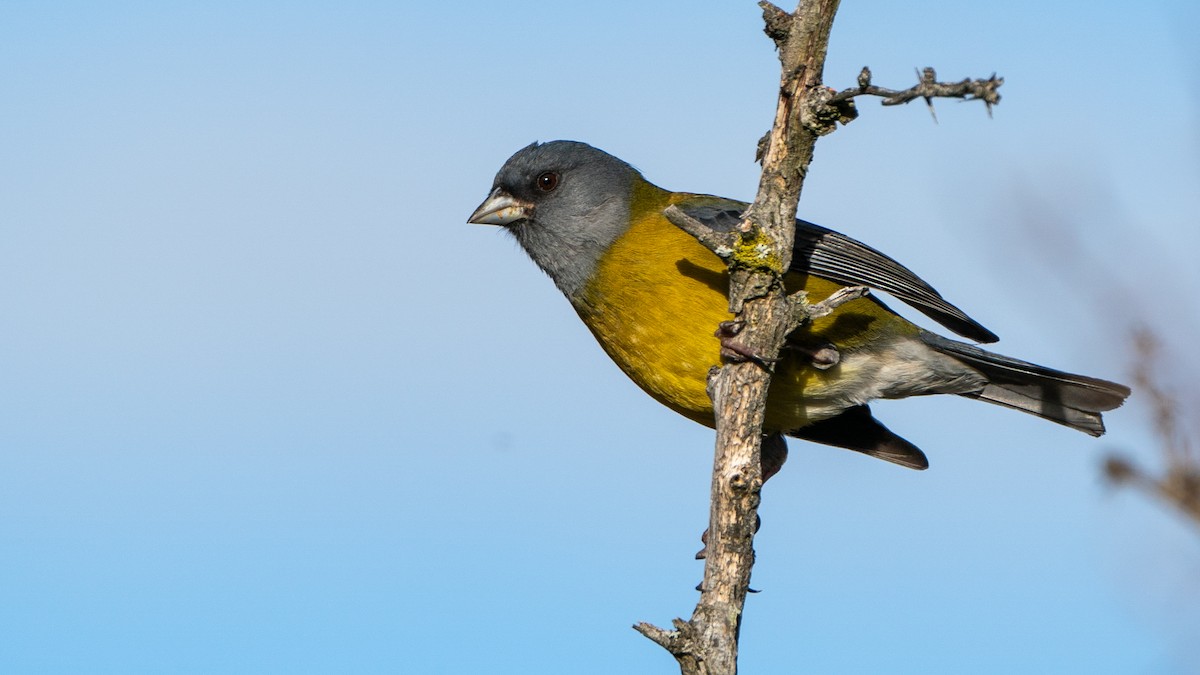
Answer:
[
  {"left": 634, "top": 2, "right": 842, "bottom": 673},
  {"left": 636, "top": 4, "right": 1004, "bottom": 673}
]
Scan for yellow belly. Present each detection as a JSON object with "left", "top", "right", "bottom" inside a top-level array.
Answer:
[{"left": 575, "top": 185, "right": 916, "bottom": 432}]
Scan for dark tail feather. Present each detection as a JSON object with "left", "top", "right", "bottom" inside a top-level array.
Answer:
[
  {"left": 790, "top": 404, "right": 929, "bottom": 470},
  {"left": 921, "top": 332, "right": 1131, "bottom": 436}
]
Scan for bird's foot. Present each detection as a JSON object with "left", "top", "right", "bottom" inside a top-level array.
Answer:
[
  {"left": 715, "top": 321, "right": 778, "bottom": 371},
  {"left": 783, "top": 341, "right": 841, "bottom": 369}
]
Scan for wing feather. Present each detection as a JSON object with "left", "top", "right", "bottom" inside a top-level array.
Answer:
[{"left": 675, "top": 196, "right": 998, "bottom": 343}]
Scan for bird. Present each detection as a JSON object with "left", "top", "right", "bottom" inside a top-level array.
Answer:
[{"left": 469, "top": 140, "right": 1130, "bottom": 471}]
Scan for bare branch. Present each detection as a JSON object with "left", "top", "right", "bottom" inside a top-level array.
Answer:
[
  {"left": 633, "top": 620, "right": 704, "bottom": 673},
  {"left": 642, "top": 5, "right": 1003, "bottom": 673},
  {"left": 830, "top": 66, "right": 1003, "bottom": 119},
  {"left": 638, "top": 2, "right": 842, "bottom": 672}
]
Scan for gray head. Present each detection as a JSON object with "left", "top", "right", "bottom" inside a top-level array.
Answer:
[{"left": 468, "top": 141, "right": 640, "bottom": 299}]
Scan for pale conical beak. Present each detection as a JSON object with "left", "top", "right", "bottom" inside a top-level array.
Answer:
[{"left": 468, "top": 188, "right": 532, "bottom": 226}]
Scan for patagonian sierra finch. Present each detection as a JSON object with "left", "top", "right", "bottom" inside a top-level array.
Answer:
[{"left": 469, "top": 140, "right": 1130, "bottom": 470}]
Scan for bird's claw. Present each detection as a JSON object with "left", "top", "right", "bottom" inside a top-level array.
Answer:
[
  {"left": 784, "top": 341, "right": 841, "bottom": 369},
  {"left": 714, "top": 321, "right": 778, "bottom": 370}
]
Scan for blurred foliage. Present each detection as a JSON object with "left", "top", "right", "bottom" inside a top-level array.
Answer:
[{"left": 1104, "top": 328, "right": 1200, "bottom": 528}]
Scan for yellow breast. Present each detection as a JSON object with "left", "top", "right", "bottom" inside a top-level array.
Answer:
[{"left": 576, "top": 183, "right": 910, "bottom": 431}]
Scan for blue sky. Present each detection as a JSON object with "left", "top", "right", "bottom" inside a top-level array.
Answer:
[{"left": 2, "top": 1, "right": 1199, "bottom": 673}]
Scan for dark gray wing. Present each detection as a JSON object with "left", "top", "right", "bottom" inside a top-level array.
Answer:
[{"left": 675, "top": 195, "right": 999, "bottom": 343}]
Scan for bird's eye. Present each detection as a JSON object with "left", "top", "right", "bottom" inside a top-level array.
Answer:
[{"left": 535, "top": 171, "right": 559, "bottom": 192}]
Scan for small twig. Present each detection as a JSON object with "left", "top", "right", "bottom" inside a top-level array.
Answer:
[
  {"left": 664, "top": 205, "right": 738, "bottom": 259},
  {"left": 1105, "top": 455, "right": 1200, "bottom": 526},
  {"left": 760, "top": 1, "right": 792, "bottom": 45},
  {"left": 830, "top": 66, "right": 1003, "bottom": 120},
  {"left": 792, "top": 285, "right": 869, "bottom": 324}
]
